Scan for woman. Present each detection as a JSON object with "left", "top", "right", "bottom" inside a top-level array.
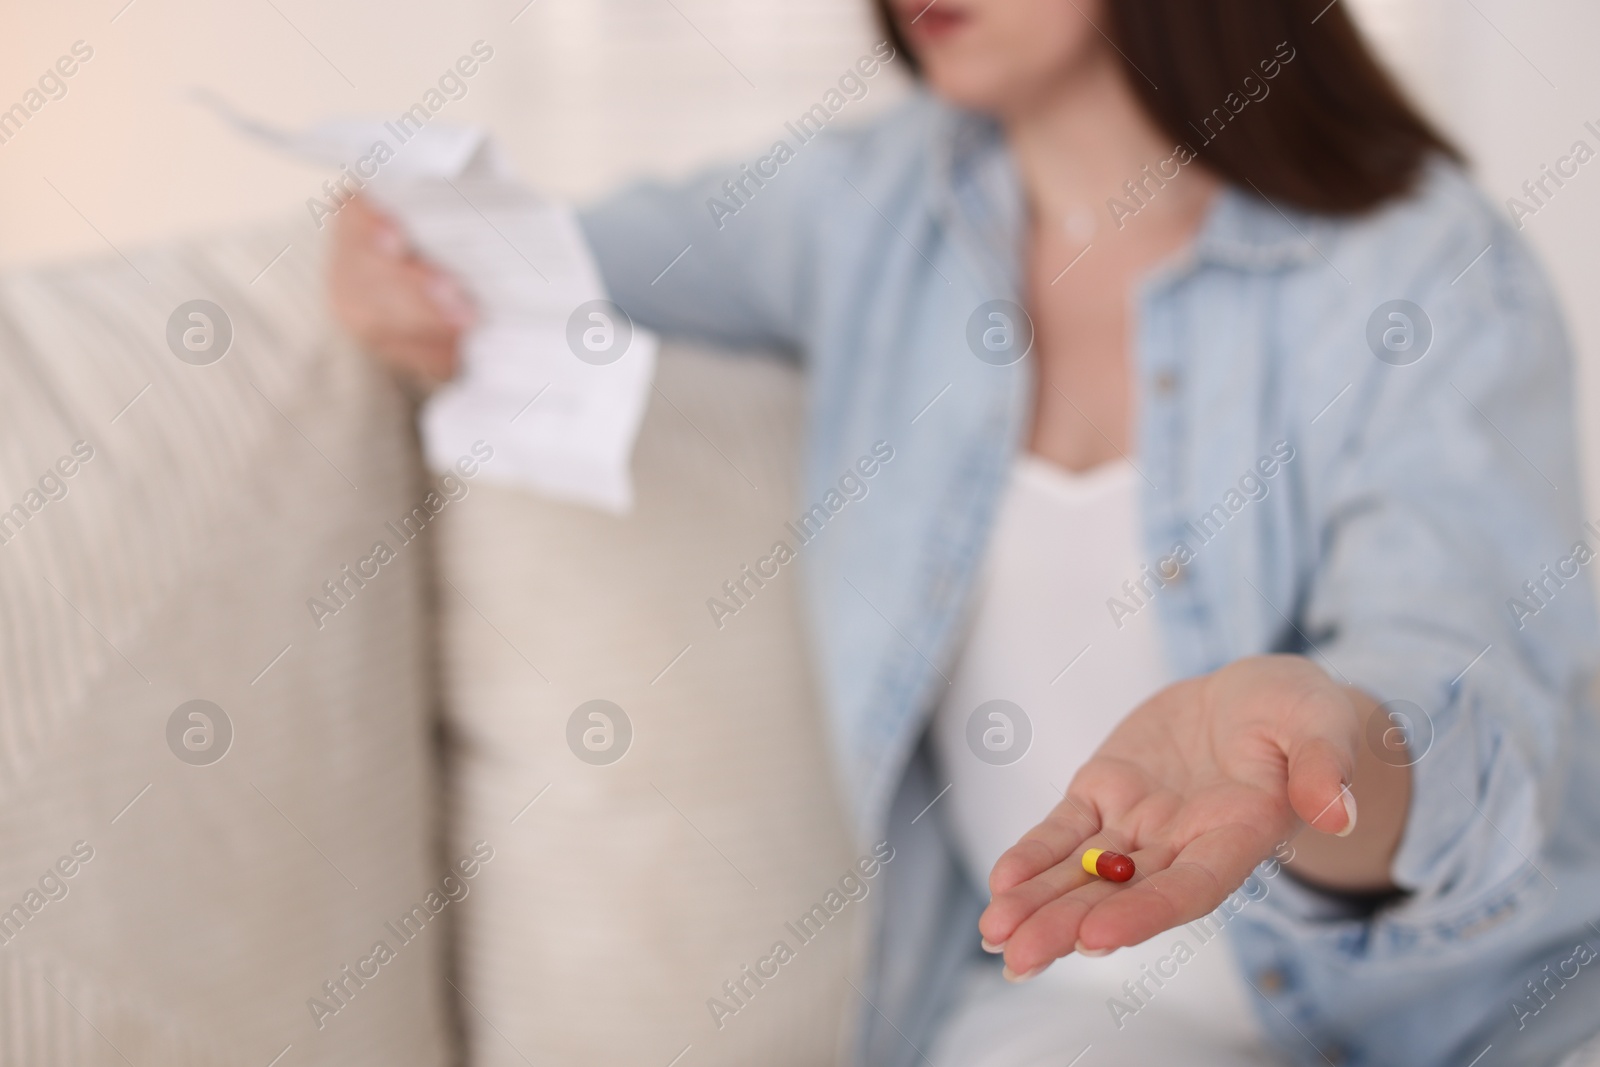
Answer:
[{"left": 330, "top": 1, "right": 1600, "bottom": 1064}]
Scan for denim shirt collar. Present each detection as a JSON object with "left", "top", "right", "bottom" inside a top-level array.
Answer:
[{"left": 924, "top": 96, "right": 1325, "bottom": 290}]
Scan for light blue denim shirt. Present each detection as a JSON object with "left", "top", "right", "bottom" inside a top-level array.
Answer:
[{"left": 580, "top": 92, "right": 1600, "bottom": 1067}]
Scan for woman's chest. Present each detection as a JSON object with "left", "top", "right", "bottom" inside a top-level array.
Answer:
[{"left": 1020, "top": 224, "right": 1147, "bottom": 469}]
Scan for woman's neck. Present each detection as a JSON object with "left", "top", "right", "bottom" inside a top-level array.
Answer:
[{"left": 1001, "top": 54, "right": 1217, "bottom": 235}]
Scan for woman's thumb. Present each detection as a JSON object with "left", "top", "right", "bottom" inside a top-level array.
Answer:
[{"left": 1286, "top": 735, "right": 1358, "bottom": 837}]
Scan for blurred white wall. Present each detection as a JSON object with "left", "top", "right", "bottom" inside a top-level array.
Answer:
[
  {"left": 0, "top": 0, "right": 901, "bottom": 264},
  {"left": 1, "top": 0, "right": 1595, "bottom": 504}
]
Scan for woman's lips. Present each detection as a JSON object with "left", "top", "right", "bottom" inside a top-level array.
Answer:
[{"left": 903, "top": 2, "right": 970, "bottom": 40}]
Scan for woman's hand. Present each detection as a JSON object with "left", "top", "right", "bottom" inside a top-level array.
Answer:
[
  {"left": 978, "top": 654, "right": 1410, "bottom": 980},
  {"left": 327, "top": 196, "right": 475, "bottom": 386}
]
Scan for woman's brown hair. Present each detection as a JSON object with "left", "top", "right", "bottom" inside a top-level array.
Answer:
[{"left": 875, "top": 0, "right": 1462, "bottom": 214}]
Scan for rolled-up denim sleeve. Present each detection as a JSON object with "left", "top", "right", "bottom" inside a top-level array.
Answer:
[
  {"left": 576, "top": 133, "right": 847, "bottom": 356},
  {"left": 1290, "top": 213, "right": 1599, "bottom": 949}
]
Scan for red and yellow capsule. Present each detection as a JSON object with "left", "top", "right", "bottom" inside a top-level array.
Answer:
[{"left": 1082, "top": 848, "right": 1135, "bottom": 882}]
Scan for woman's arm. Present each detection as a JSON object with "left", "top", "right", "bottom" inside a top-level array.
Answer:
[
  {"left": 328, "top": 134, "right": 848, "bottom": 382},
  {"left": 1289, "top": 221, "right": 1596, "bottom": 923},
  {"left": 577, "top": 144, "right": 838, "bottom": 354}
]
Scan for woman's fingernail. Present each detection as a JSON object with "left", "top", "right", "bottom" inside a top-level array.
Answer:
[
  {"left": 1074, "top": 941, "right": 1110, "bottom": 958},
  {"left": 980, "top": 938, "right": 1006, "bottom": 954},
  {"left": 1336, "top": 789, "right": 1359, "bottom": 838},
  {"left": 1002, "top": 963, "right": 1048, "bottom": 983}
]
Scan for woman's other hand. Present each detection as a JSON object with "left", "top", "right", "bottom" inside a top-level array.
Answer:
[
  {"left": 328, "top": 195, "right": 475, "bottom": 386},
  {"left": 977, "top": 654, "right": 1411, "bottom": 980}
]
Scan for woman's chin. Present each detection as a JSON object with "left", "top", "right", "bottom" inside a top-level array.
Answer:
[{"left": 920, "top": 67, "right": 1032, "bottom": 115}]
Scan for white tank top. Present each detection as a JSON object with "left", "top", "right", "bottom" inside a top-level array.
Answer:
[
  {"left": 932, "top": 454, "right": 1169, "bottom": 883},
  {"left": 931, "top": 454, "right": 1263, "bottom": 1047}
]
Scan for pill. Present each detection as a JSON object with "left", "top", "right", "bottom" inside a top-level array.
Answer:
[{"left": 1082, "top": 848, "right": 1135, "bottom": 882}]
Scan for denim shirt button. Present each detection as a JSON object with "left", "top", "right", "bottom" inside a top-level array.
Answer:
[
  {"left": 1319, "top": 1044, "right": 1350, "bottom": 1066},
  {"left": 1255, "top": 967, "right": 1289, "bottom": 995},
  {"left": 1159, "top": 558, "right": 1186, "bottom": 587},
  {"left": 1152, "top": 370, "right": 1180, "bottom": 396}
]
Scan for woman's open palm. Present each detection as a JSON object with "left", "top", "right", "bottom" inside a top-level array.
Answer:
[{"left": 978, "top": 655, "right": 1362, "bottom": 979}]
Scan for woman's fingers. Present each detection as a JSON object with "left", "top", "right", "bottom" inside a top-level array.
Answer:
[
  {"left": 982, "top": 822, "right": 1166, "bottom": 945},
  {"left": 373, "top": 336, "right": 462, "bottom": 384},
  {"left": 422, "top": 272, "right": 475, "bottom": 329},
  {"left": 988, "top": 755, "right": 1154, "bottom": 897},
  {"left": 995, "top": 840, "right": 1175, "bottom": 975},
  {"left": 992, "top": 818, "right": 1281, "bottom": 973},
  {"left": 373, "top": 261, "right": 471, "bottom": 336},
  {"left": 328, "top": 195, "right": 472, "bottom": 384},
  {"left": 987, "top": 794, "right": 1101, "bottom": 896},
  {"left": 339, "top": 192, "right": 388, "bottom": 236},
  {"left": 997, "top": 877, "right": 1125, "bottom": 978},
  {"left": 982, "top": 763, "right": 1165, "bottom": 954},
  {"left": 980, "top": 847, "right": 1096, "bottom": 948},
  {"left": 357, "top": 252, "right": 469, "bottom": 334},
  {"left": 1073, "top": 822, "right": 1267, "bottom": 953}
]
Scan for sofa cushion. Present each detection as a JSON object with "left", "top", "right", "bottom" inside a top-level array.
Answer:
[
  {"left": 0, "top": 225, "right": 451, "bottom": 1066},
  {"left": 438, "top": 344, "right": 861, "bottom": 1066}
]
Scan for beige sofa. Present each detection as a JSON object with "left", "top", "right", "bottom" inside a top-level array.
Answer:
[{"left": 0, "top": 224, "right": 857, "bottom": 1065}]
